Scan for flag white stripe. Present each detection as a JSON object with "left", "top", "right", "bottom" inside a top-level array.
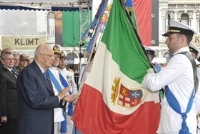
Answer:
[{"left": 85, "top": 41, "right": 160, "bottom": 115}]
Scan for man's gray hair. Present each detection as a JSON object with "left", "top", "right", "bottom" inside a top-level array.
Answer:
[{"left": 1, "top": 51, "right": 13, "bottom": 60}]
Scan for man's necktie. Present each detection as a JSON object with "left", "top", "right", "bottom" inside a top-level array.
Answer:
[
  {"left": 44, "top": 70, "right": 53, "bottom": 91},
  {"left": 43, "top": 71, "right": 47, "bottom": 79},
  {"left": 11, "top": 70, "right": 17, "bottom": 78},
  {"left": 13, "top": 67, "right": 19, "bottom": 75}
]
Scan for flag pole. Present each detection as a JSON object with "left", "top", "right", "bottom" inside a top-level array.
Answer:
[
  {"left": 78, "top": 0, "right": 109, "bottom": 92},
  {"left": 121, "top": 0, "right": 164, "bottom": 98},
  {"left": 120, "top": 0, "right": 154, "bottom": 67},
  {"left": 86, "top": 0, "right": 109, "bottom": 53}
]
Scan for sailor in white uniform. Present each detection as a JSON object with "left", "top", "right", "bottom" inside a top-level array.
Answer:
[
  {"left": 142, "top": 20, "right": 198, "bottom": 134},
  {"left": 48, "top": 44, "right": 65, "bottom": 134},
  {"left": 49, "top": 45, "right": 77, "bottom": 134},
  {"left": 144, "top": 46, "right": 165, "bottom": 72},
  {"left": 189, "top": 43, "right": 200, "bottom": 79},
  {"left": 189, "top": 43, "right": 200, "bottom": 134},
  {"left": 144, "top": 46, "right": 156, "bottom": 62},
  {"left": 58, "top": 51, "right": 78, "bottom": 134}
]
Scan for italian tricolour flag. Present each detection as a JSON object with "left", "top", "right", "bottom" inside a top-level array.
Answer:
[{"left": 72, "top": 0, "right": 160, "bottom": 133}]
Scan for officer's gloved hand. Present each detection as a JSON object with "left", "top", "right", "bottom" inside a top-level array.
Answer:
[
  {"left": 154, "top": 63, "right": 162, "bottom": 72},
  {"left": 147, "top": 68, "right": 155, "bottom": 73}
]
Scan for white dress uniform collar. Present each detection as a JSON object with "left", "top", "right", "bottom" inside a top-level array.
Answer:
[
  {"left": 173, "top": 47, "right": 190, "bottom": 56},
  {"left": 50, "top": 66, "right": 58, "bottom": 70}
]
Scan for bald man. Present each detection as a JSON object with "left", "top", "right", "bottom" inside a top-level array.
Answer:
[{"left": 16, "top": 45, "right": 77, "bottom": 134}]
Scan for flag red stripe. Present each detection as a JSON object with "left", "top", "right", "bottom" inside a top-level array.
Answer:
[{"left": 73, "top": 84, "right": 160, "bottom": 134}]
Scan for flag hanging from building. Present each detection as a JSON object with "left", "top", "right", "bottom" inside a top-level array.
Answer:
[{"left": 72, "top": 0, "right": 160, "bottom": 133}]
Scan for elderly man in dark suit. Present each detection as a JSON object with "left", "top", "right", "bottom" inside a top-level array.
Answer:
[
  {"left": 0, "top": 49, "right": 18, "bottom": 134},
  {"left": 16, "top": 44, "right": 77, "bottom": 134}
]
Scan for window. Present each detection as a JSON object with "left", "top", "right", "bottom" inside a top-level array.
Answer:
[{"left": 180, "top": 13, "right": 189, "bottom": 25}]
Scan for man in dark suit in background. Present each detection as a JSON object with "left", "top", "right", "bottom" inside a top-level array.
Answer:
[
  {"left": 0, "top": 74, "right": 1, "bottom": 129},
  {"left": 0, "top": 61, "right": 3, "bottom": 71},
  {"left": 16, "top": 44, "right": 77, "bottom": 134},
  {"left": 0, "top": 49, "right": 2, "bottom": 70},
  {"left": 0, "top": 49, "right": 18, "bottom": 134},
  {"left": 13, "top": 53, "right": 20, "bottom": 73}
]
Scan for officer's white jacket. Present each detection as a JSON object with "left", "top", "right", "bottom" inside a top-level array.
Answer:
[
  {"left": 58, "top": 68, "right": 78, "bottom": 111},
  {"left": 195, "top": 60, "right": 200, "bottom": 80},
  {"left": 142, "top": 47, "right": 196, "bottom": 134},
  {"left": 49, "top": 67, "right": 65, "bottom": 122},
  {"left": 194, "top": 60, "right": 200, "bottom": 134},
  {"left": 58, "top": 68, "right": 77, "bottom": 94}
]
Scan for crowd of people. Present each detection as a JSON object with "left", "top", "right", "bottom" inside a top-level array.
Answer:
[{"left": 0, "top": 44, "right": 78, "bottom": 134}]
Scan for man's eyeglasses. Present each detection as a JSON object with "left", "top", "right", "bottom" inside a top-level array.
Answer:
[{"left": 40, "top": 53, "right": 55, "bottom": 58}]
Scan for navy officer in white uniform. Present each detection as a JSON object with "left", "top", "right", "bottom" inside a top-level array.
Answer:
[
  {"left": 48, "top": 44, "right": 77, "bottom": 134},
  {"left": 189, "top": 43, "right": 200, "bottom": 134},
  {"left": 142, "top": 20, "right": 198, "bottom": 134},
  {"left": 58, "top": 51, "right": 78, "bottom": 134},
  {"left": 189, "top": 43, "right": 200, "bottom": 68},
  {"left": 189, "top": 43, "right": 200, "bottom": 80},
  {"left": 144, "top": 46, "right": 156, "bottom": 62}
]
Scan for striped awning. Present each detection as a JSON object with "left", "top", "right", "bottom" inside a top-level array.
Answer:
[{"left": 0, "top": 0, "right": 91, "bottom": 11}]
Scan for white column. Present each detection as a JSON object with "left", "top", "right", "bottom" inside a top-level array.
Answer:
[
  {"left": 192, "top": 10, "right": 197, "bottom": 28},
  {"left": 174, "top": 11, "right": 177, "bottom": 20},
  {"left": 160, "top": 17, "right": 166, "bottom": 42}
]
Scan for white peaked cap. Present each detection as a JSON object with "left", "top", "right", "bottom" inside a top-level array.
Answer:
[
  {"left": 163, "top": 20, "right": 197, "bottom": 36},
  {"left": 48, "top": 44, "right": 63, "bottom": 50},
  {"left": 144, "top": 46, "right": 157, "bottom": 55},
  {"left": 189, "top": 43, "right": 200, "bottom": 58}
]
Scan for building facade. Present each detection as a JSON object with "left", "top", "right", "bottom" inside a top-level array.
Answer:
[
  {"left": 159, "top": 0, "right": 200, "bottom": 46},
  {"left": 157, "top": 0, "right": 200, "bottom": 57}
]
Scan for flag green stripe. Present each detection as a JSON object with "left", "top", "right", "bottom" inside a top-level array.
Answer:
[{"left": 101, "top": 0, "right": 151, "bottom": 83}]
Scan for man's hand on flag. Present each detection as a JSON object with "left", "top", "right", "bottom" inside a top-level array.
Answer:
[
  {"left": 63, "top": 94, "right": 78, "bottom": 102},
  {"left": 58, "top": 87, "right": 70, "bottom": 100}
]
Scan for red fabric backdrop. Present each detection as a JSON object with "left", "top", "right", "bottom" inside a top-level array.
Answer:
[{"left": 133, "top": 0, "right": 152, "bottom": 46}]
